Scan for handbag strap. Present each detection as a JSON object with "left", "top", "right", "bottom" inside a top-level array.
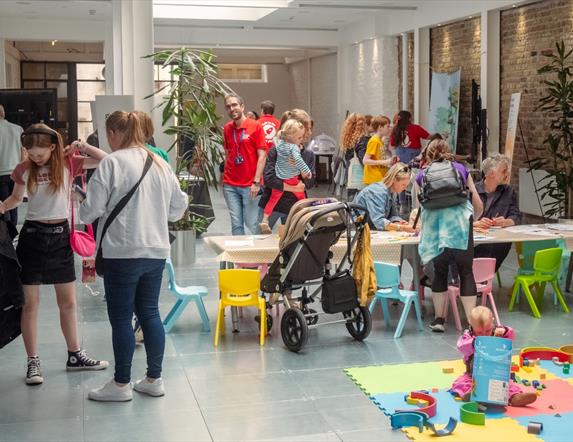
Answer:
[
  {"left": 98, "top": 153, "right": 153, "bottom": 245},
  {"left": 68, "top": 155, "right": 94, "bottom": 236}
]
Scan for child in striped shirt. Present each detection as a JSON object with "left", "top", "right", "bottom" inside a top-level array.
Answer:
[{"left": 260, "top": 119, "right": 311, "bottom": 234}]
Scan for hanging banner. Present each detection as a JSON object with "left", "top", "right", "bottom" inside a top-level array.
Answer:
[
  {"left": 428, "top": 69, "right": 461, "bottom": 153},
  {"left": 504, "top": 92, "right": 521, "bottom": 168}
]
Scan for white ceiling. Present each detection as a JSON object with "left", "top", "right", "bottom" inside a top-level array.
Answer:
[{"left": 0, "top": 0, "right": 112, "bottom": 20}]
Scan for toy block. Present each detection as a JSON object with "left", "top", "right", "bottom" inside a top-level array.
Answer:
[
  {"left": 431, "top": 388, "right": 439, "bottom": 393},
  {"left": 536, "top": 391, "right": 542, "bottom": 396},
  {"left": 555, "top": 413, "right": 562, "bottom": 418},
  {"left": 553, "top": 357, "right": 564, "bottom": 366},
  {"left": 522, "top": 379, "right": 531, "bottom": 386},
  {"left": 511, "top": 364, "right": 520, "bottom": 372},
  {"left": 454, "top": 396, "right": 463, "bottom": 401},
  {"left": 540, "top": 373, "right": 546, "bottom": 380},
  {"left": 549, "top": 405, "right": 555, "bottom": 409},
  {"left": 442, "top": 367, "right": 454, "bottom": 374},
  {"left": 532, "top": 380, "right": 540, "bottom": 388},
  {"left": 527, "top": 421, "right": 543, "bottom": 434},
  {"left": 522, "top": 366, "right": 532, "bottom": 373},
  {"left": 523, "top": 358, "right": 529, "bottom": 367},
  {"left": 510, "top": 373, "right": 516, "bottom": 382}
]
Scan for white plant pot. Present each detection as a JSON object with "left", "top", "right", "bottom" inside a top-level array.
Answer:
[{"left": 170, "top": 230, "right": 196, "bottom": 266}]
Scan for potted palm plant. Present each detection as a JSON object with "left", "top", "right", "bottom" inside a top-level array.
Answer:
[
  {"left": 531, "top": 40, "right": 573, "bottom": 220},
  {"left": 145, "top": 47, "right": 235, "bottom": 265}
]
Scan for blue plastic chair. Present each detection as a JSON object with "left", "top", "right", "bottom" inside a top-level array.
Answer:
[
  {"left": 370, "top": 262, "right": 424, "bottom": 338},
  {"left": 163, "top": 259, "right": 210, "bottom": 333}
]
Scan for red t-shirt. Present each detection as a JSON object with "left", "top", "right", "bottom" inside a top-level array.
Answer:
[
  {"left": 223, "top": 118, "right": 267, "bottom": 187},
  {"left": 390, "top": 123, "right": 429, "bottom": 149},
  {"left": 258, "top": 114, "right": 280, "bottom": 149}
]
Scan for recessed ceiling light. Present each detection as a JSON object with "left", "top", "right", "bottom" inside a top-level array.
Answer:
[
  {"left": 51, "top": 40, "right": 58, "bottom": 46},
  {"left": 437, "top": 23, "right": 442, "bottom": 26},
  {"left": 468, "top": 15, "right": 473, "bottom": 19},
  {"left": 512, "top": 4, "right": 517, "bottom": 7}
]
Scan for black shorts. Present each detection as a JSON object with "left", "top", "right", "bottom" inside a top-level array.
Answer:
[{"left": 16, "top": 220, "right": 76, "bottom": 285}]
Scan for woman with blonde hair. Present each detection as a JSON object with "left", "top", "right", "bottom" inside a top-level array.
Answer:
[
  {"left": 353, "top": 162, "right": 415, "bottom": 232},
  {"left": 79, "top": 110, "right": 188, "bottom": 401},
  {"left": 415, "top": 139, "right": 483, "bottom": 333},
  {"left": 339, "top": 113, "right": 370, "bottom": 200}
]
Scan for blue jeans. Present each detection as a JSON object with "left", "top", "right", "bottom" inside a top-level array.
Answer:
[
  {"left": 103, "top": 258, "right": 166, "bottom": 383},
  {"left": 223, "top": 185, "right": 261, "bottom": 235},
  {"left": 395, "top": 147, "right": 420, "bottom": 211}
]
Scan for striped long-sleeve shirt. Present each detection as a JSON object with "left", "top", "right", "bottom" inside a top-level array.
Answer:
[{"left": 275, "top": 140, "right": 311, "bottom": 180}]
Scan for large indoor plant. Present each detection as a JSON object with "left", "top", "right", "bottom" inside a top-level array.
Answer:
[
  {"left": 146, "top": 47, "right": 234, "bottom": 264},
  {"left": 531, "top": 40, "right": 573, "bottom": 219}
]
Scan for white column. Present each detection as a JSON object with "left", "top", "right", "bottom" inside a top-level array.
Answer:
[
  {"left": 111, "top": 0, "right": 154, "bottom": 112},
  {"left": 380, "top": 36, "right": 399, "bottom": 117},
  {"left": 414, "top": 27, "right": 430, "bottom": 127},
  {"left": 0, "top": 39, "right": 6, "bottom": 89},
  {"left": 401, "top": 33, "right": 409, "bottom": 111},
  {"left": 103, "top": 26, "right": 115, "bottom": 95},
  {"left": 336, "top": 44, "right": 351, "bottom": 129},
  {"left": 481, "top": 9, "right": 500, "bottom": 154}
]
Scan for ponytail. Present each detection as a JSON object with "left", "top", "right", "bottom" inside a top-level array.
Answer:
[{"left": 105, "top": 110, "right": 147, "bottom": 149}]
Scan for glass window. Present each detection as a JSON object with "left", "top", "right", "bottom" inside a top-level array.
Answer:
[
  {"left": 22, "top": 63, "right": 44, "bottom": 80},
  {"left": 77, "top": 102, "right": 92, "bottom": 122},
  {"left": 78, "top": 122, "right": 94, "bottom": 143},
  {"left": 77, "top": 81, "right": 105, "bottom": 101},
  {"left": 57, "top": 101, "right": 68, "bottom": 123},
  {"left": 46, "top": 64, "right": 68, "bottom": 80},
  {"left": 23, "top": 81, "right": 45, "bottom": 89},
  {"left": 77, "top": 64, "right": 105, "bottom": 81},
  {"left": 47, "top": 81, "right": 67, "bottom": 99}
]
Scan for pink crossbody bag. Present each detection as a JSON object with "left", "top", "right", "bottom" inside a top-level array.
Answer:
[{"left": 69, "top": 156, "right": 96, "bottom": 257}]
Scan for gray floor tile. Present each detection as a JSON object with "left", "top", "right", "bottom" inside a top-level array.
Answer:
[
  {"left": 338, "top": 427, "right": 408, "bottom": 441},
  {"left": 0, "top": 417, "right": 84, "bottom": 442},
  {"left": 84, "top": 409, "right": 212, "bottom": 441}
]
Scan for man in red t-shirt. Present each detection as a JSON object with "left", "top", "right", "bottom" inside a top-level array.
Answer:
[
  {"left": 257, "top": 100, "right": 280, "bottom": 149},
  {"left": 222, "top": 94, "right": 267, "bottom": 235}
]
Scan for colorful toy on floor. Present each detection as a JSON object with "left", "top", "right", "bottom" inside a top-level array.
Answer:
[
  {"left": 398, "top": 391, "right": 437, "bottom": 418},
  {"left": 460, "top": 402, "right": 486, "bottom": 425},
  {"left": 527, "top": 421, "right": 543, "bottom": 434},
  {"left": 390, "top": 411, "right": 458, "bottom": 436}
]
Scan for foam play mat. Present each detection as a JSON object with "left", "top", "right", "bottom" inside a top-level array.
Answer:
[{"left": 344, "top": 357, "right": 573, "bottom": 441}]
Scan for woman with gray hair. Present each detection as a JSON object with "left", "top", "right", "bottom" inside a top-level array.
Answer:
[{"left": 474, "top": 153, "right": 521, "bottom": 271}]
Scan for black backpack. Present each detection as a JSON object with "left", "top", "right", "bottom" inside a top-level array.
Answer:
[{"left": 418, "top": 160, "right": 468, "bottom": 210}]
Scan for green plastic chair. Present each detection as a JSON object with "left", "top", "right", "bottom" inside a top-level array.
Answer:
[{"left": 509, "top": 248, "right": 569, "bottom": 318}]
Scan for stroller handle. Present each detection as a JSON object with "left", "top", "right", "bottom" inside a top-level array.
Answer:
[{"left": 307, "top": 202, "right": 369, "bottom": 227}]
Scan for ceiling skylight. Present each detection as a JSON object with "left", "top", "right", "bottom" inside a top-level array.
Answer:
[{"left": 153, "top": 0, "right": 289, "bottom": 21}]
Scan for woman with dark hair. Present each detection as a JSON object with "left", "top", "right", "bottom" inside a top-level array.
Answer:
[
  {"left": 258, "top": 109, "right": 315, "bottom": 228},
  {"left": 390, "top": 111, "right": 429, "bottom": 213}
]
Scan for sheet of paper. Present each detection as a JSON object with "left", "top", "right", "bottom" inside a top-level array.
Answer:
[
  {"left": 224, "top": 239, "right": 255, "bottom": 247},
  {"left": 546, "top": 223, "right": 573, "bottom": 232}
]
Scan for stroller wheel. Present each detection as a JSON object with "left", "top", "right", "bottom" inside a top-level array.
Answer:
[
  {"left": 281, "top": 308, "right": 309, "bottom": 352},
  {"left": 303, "top": 308, "right": 319, "bottom": 325},
  {"left": 344, "top": 306, "right": 372, "bottom": 341}
]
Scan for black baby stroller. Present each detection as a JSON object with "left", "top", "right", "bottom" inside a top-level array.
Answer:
[{"left": 261, "top": 198, "right": 372, "bottom": 352}]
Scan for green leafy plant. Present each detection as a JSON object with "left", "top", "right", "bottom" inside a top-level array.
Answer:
[
  {"left": 145, "top": 47, "right": 234, "bottom": 232},
  {"left": 146, "top": 47, "right": 234, "bottom": 185},
  {"left": 531, "top": 40, "right": 573, "bottom": 218}
]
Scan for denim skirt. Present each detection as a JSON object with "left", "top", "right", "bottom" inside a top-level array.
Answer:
[{"left": 16, "top": 220, "right": 76, "bottom": 285}]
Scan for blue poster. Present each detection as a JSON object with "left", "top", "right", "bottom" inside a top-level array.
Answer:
[
  {"left": 428, "top": 70, "right": 461, "bottom": 153},
  {"left": 471, "top": 336, "right": 512, "bottom": 405}
]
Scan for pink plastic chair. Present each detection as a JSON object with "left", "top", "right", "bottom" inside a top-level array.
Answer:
[{"left": 444, "top": 258, "right": 501, "bottom": 331}]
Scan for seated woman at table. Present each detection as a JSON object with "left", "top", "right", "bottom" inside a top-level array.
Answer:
[
  {"left": 473, "top": 154, "right": 521, "bottom": 271},
  {"left": 353, "top": 162, "right": 415, "bottom": 232},
  {"left": 416, "top": 140, "right": 483, "bottom": 333}
]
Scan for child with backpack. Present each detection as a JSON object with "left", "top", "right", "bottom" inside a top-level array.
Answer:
[
  {"left": 0, "top": 124, "right": 108, "bottom": 385},
  {"left": 415, "top": 139, "right": 483, "bottom": 333}
]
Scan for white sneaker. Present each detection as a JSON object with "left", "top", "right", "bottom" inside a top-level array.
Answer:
[
  {"left": 133, "top": 377, "right": 165, "bottom": 397},
  {"left": 88, "top": 379, "right": 133, "bottom": 402}
]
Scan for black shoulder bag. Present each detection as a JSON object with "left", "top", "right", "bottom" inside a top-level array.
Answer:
[{"left": 95, "top": 154, "right": 153, "bottom": 276}]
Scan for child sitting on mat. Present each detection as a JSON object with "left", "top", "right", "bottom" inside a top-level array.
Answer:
[
  {"left": 451, "top": 306, "right": 537, "bottom": 407},
  {"left": 259, "top": 119, "right": 311, "bottom": 234}
]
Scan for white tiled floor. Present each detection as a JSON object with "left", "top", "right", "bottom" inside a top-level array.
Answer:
[{"left": 1, "top": 186, "right": 572, "bottom": 441}]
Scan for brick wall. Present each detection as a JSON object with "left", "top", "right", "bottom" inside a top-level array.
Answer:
[
  {"left": 430, "top": 17, "right": 481, "bottom": 155},
  {"left": 500, "top": 0, "right": 573, "bottom": 191},
  {"left": 408, "top": 32, "right": 414, "bottom": 117},
  {"left": 397, "top": 36, "right": 403, "bottom": 110}
]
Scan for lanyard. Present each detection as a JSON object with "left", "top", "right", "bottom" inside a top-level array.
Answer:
[{"left": 233, "top": 128, "right": 245, "bottom": 150}]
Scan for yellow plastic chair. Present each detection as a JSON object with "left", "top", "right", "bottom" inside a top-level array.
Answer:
[
  {"left": 215, "top": 269, "right": 267, "bottom": 346},
  {"left": 509, "top": 248, "right": 569, "bottom": 318}
]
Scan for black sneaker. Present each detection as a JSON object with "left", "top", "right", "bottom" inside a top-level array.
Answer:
[
  {"left": 66, "top": 350, "right": 109, "bottom": 371},
  {"left": 429, "top": 317, "right": 445, "bottom": 333},
  {"left": 26, "top": 357, "right": 44, "bottom": 385}
]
